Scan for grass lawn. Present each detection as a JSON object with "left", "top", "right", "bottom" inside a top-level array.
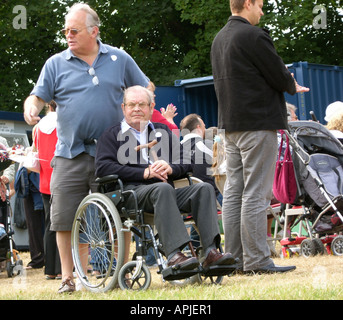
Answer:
[{"left": 1, "top": 250, "right": 343, "bottom": 301}]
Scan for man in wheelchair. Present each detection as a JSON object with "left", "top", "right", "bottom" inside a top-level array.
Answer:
[{"left": 95, "top": 85, "right": 235, "bottom": 272}]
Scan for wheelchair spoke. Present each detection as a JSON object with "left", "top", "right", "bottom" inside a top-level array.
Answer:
[{"left": 71, "top": 193, "right": 124, "bottom": 292}]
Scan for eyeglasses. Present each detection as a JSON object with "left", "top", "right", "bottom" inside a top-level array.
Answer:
[
  {"left": 88, "top": 67, "right": 99, "bottom": 86},
  {"left": 61, "top": 27, "right": 86, "bottom": 36},
  {"left": 125, "top": 102, "right": 150, "bottom": 110}
]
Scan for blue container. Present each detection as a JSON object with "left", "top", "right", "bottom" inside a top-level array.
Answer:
[
  {"left": 154, "top": 85, "right": 183, "bottom": 126},
  {"left": 286, "top": 62, "right": 343, "bottom": 123},
  {"left": 170, "top": 62, "right": 343, "bottom": 127},
  {"left": 173, "top": 76, "right": 218, "bottom": 128}
]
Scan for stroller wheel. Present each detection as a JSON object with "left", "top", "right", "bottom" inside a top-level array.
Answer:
[
  {"left": 6, "top": 261, "right": 14, "bottom": 278},
  {"left": 300, "top": 239, "right": 316, "bottom": 258},
  {"left": 331, "top": 235, "right": 343, "bottom": 256},
  {"left": 313, "top": 238, "right": 325, "bottom": 255},
  {"left": 6, "top": 259, "right": 23, "bottom": 278},
  {"left": 284, "top": 248, "right": 293, "bottom": 258}
]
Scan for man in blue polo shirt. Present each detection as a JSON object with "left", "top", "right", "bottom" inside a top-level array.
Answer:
[{"left": 23, "top": 3, "right": 149, "bottom": 293}]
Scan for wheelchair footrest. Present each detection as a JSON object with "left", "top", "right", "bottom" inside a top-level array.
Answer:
[
  {"left": 200, "top": 264, "right": 238, "bottom": 277},
  {"left": 162, "top": 266, "right": 200, "bottom": 281}
]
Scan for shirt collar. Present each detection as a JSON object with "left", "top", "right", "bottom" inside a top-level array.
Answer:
[
  {"left": 121, "top": 119, "right": 155, "bottom": 134},
  {"left": 65, "top": 40, "right": 108, "bottom": 60},
  {"left": 229, "top": 16, "right": 251, "bottom": 25}
]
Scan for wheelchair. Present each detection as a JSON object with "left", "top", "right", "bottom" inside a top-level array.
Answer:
[{"left": 71, "top": 174, "right": 238, "bottom": 292}]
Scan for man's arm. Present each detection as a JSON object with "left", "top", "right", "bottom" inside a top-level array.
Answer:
[
  {"left": 23, "top": 95, "right": 46, "bottom": 125},
  {"left": 253, "top": 31, "right": 310, "bottom": 95}
]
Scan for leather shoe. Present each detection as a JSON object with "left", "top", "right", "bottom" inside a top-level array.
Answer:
[
  {"left": 167, "top": 252, "right": 199, "bottom": 270},
  {"left": 246, "top": 262, "right": 296, "bottom": 274},
  {"left": 202, "top": 249, "right": 236, "bottom": 269}
]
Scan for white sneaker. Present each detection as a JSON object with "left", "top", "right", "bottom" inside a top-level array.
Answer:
[{"left": 75, "top": 278, "right": 86, "bottom": 292}]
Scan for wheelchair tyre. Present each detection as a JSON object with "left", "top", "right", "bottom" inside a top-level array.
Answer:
[
  {"left": 118, "top": 261, "right": 151, "bottom": 291},
  {"left": 200, "top": 273, "right": 223, "bottom": 285},
  {"left": 169, "top": 222, "right": 223, "bottom": 286},
  {"left": 71, "top": 193, "right": 125, "bottom": 292},
  {"left": 168, "top": 221, "right": 202, "bottom": 286}
]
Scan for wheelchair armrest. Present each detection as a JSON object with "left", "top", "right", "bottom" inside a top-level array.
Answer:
[
  {"left": 95, "top": 175, "right": 119, "bottom": 185},
  {"left": 174, "top": 173, "right": 203, "bottom": 189}
]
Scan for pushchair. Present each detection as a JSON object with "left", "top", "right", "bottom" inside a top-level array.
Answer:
[
  {"left": 0, "top": 149, "right": 23, "bottom": 277},
  {"left": 278, "top": 120, "right": 343, "bottom": 258}
]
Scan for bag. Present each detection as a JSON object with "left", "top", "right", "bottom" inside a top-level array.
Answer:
[
  {"left": 22, "top": 127, "right": 40, "bottom": 173},
  {"left": 13, "top": 196, "right": 27, "bottom": 229},
  {"left": 273, "top": 130, "right": 297, "bottom": 204},
  {"left": 23, "top": 148, "right": 40, "bottom": 173}
]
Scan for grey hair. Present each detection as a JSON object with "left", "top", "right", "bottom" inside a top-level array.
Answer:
[
  {"left": 286, "top": 102, "right": 297, "bottom": 113},
  {"left": 66, "top": 3, "right": 101, "bottom": 39},
  {"left": 123, "top": 86, "right": 154, "bottom": 105}
]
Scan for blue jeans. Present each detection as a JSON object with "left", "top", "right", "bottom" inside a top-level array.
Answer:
[{"left": 222, "top": 130, "right": 277, "bottom": 271}]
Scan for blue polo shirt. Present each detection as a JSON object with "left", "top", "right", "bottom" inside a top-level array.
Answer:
[{"left": 31, "top": 41, "right": 149, "bottom": 159}]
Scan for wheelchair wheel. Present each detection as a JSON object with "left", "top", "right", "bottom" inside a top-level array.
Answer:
[
  {"left": 71, "top": 193, "right": 125, "bottom": 292},
  {"left": 197, "top": 245, "right": 224, "bottom": 286},
  {"left": 118, "top": 261, "right": 151, "bottom": 291},
  {"left": 168, "top": 221, "right": 202, "bottom": 286},
  {"left": 169, "top": 221, "right": 223, "bottom": 286}
]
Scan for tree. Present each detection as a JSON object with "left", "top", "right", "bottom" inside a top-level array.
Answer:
[
  {"left": 0, "top": 1, "right": 65, "bottom": 111},
  {"left": 0, "top": 1, "right": 342, "bottom": 112},
  {"left": 93, "top": 0, "right": 200, "bottom": 84},
  {"left": 172, "top": 0, "right": 343, "bottom": 71},
  {"left": 261, "top": 0, "right": 343, "bottom": 66}
]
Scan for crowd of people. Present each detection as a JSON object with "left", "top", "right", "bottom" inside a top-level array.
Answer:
[{"left": 2, "top": 0, "right": 341, "bottom": 295}]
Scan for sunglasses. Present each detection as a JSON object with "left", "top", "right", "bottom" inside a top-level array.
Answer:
[
  {"left": 61, "top": 27, "right": 86, "bottom": 36},
  {"left": 88, "top": 67, "right": 99, "bottom": 86}
]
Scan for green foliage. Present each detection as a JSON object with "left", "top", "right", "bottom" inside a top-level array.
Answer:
[
  {"left": 261, "top": 0, "right": 343, "bottom": 66},
  {"left": 98, "top": 0, "right": 200, "bottom": 84},
  {"left": 0, "top": 1, "right": 342, "bottom": 112},
  {"left": 0, "top": 1, "right": 66, "bottom": 111}
]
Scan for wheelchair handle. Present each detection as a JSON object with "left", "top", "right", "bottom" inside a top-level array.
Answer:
[{"left": 135, "top": 140, "right": 158, "bottom": 162}]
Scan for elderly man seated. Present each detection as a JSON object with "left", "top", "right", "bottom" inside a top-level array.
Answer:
[{"left": 95, "top": 85, "right": 235, "bottom": 271}]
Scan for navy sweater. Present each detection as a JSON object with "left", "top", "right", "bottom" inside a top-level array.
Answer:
[{"left": 95, "top": 122, "right": 192, "bottom": 186}]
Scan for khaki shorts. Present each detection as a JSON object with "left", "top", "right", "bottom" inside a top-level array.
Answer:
[{"left": 50, "top": 153, "right": 98, "bottom": 232}]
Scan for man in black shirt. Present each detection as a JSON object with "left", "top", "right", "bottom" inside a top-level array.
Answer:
[{"left": 211, "top": 0, "right": 309, "bottom": 273}]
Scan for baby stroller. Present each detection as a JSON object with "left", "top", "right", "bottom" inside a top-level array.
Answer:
[
  {"left": 278, "top": 120, "right": 343, "bottom": 257},
  {"left": 0, "top": 148, "right": 23, "bottom": 277}
]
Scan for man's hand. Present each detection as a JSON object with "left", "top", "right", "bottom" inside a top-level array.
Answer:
[
  {"left": 292, "top": 73, "right": 310, "bottom": 93},
  {"left": 23, "top": 96, "right": 45, "bottom": 125},
  {"left": 160, "top": 104, "right": 178, "bottom": 124},
  {"left": 145, "top": 160, "right": 172, "bottom": 182},
  {"left": 0, "top": 180, "right": 6, "bottom": 202}
]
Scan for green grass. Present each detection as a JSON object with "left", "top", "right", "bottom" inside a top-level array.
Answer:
[{"left": 1, "top": 252, "right": 343, "bottom": 301}]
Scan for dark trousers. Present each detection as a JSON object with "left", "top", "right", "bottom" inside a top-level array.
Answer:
[
  {"left": 42, "top": 193, "right": 61, "bottom": 276},
  {"left": 23, "top": 194, "right": 45, "bottom": 268},
  {"left": 126, "top": 182, "right": 220, "bottom": 257}
]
